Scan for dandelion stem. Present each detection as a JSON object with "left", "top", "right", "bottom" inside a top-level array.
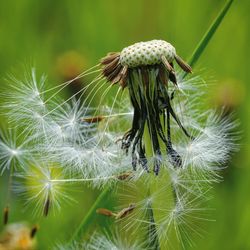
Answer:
[
  {"left": 182, "top": 0, "right": 234, "bottom": 79},
  {"left": 144, "top": 125, "right": 180, "bottom": 249},
  {"left": 146, "top": 195, "right": 160, "bottom": 250},
  {"left": 69, "top": 186, "right": 110, "bottom": 243}
]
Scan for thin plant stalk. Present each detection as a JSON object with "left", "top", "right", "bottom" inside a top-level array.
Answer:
[
  {"left": 69, "top": 186, "right": 110, "bottom": 243},
  {"left": 182, "top": 0, "right": 234, "bottom": 78},
  {"left": 144, "top": 125, "right": 179, "bottom": 249}
]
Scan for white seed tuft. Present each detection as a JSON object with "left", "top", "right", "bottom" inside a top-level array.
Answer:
[{"left": 84, "top": 231, "right": 143, "bottom": 250}]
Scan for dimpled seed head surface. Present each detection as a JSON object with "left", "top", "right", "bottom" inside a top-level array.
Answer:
[{"left": 120, "top": 40, "right": 176, "bottom": 68}]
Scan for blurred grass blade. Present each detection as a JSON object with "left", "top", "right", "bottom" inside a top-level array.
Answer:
[
  {"left": 183, "top": 0, "right": 234, "bottom": 78},
  {"left": 69, "top": 186, "right": 110, "bottom": 243}
]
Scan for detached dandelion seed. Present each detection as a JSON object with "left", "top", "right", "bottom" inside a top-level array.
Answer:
[
  {"left": 14, "top": 165, "right": 74, "bottom": 216},
  {"left": 101, "top": 40, "right": 193, "bottom": 175},
  {"left": 0, "top": 130, "right": 30, "bottom": 174},
  {"left": 3, "top": 206, "right": 9, "bottom": 225}
]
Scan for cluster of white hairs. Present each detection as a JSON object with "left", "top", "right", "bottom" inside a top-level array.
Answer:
[
  {"left": 0, "top": 53, "right": 237, "bottom": 247},
  {"left": 55, "top": 232, "right": 143, "bottom": 250},
  {"left": 0, "top": 67, "right": 136, "bottom": 213}
]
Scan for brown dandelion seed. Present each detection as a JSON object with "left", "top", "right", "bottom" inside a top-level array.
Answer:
[
  {"left": 30, "top": 225, "right": 39, "bottom": 239},
  {"left": 96, "top": 208, "right": 114, "bottom": 217},
  {"left": 82, "top": 115, "right": 105, "bottom": 123},
  {"left": 43, "top": 197, "right": 50, "bottom": 217},
  {"left": 96, "top": 204, "right": 136, "bottom": 220},
  {"left": 3, "top": 206, "right": 9, "bottom": 225},
  {"left": 116, "top": 172, "right": 133, "bottom": 180},
  {"left": 115, "top": 203, "right": 136, "bottom": 219},
  {"left": 174, "top": 54, "right": 192, "bottom": 73}
]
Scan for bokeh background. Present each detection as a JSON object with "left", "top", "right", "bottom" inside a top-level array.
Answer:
[{"left": 0, "top": 0, "right": 249, "bottom": 249}]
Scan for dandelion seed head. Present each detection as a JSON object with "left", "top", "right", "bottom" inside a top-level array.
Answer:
[
  {"left": 0, "top": 130, "right": 31, "bottom": 174},
  {"left": 120, "top": 40, "right": 176, "bottom": 67}
]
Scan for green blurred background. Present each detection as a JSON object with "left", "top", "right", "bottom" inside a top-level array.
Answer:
[{"left": 0, "top": 0, "right": 249, "bottom": 249}]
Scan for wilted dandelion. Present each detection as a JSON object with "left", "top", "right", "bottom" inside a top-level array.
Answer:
[
  {"left": 101, "top": 40, "right": 193, "bottom": 174},
  {"left": 0, "top": 36, "right": 238, "bottom": 249}
]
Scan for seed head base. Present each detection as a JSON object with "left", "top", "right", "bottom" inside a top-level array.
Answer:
[{"left": 100, "top": 40, "right": 192, "bottom": 174}]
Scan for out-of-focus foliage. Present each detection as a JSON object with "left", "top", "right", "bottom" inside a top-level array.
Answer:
[{"left": 0, "top": 0, "right": 249, "bottom": 249}]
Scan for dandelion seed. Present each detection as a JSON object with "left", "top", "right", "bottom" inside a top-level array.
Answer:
[
  {"left": 3, "top": 206, "right": 9, "bottom": 225},
  {"left": 82, "top": 115, "right": 105, "bottom": 123},
  {"left": 0, "top": 130, "right": 31, "bottom": 174},
  {"left": 96, "top": 208, "right": 114, "bottom": 217},
  {"left": 115, "top": 203, "right": 136, "bottom": 219},
  {"left": 30, "top": 225, "right": 39, "bottom": 239},
  {"left": 155, "top": 192, "right": 213, "bottom": 248},
  {"left": 47, "top": 99, "right": 95, "bottom": 144},
  {"left": 96, "top": 203, "right": 136, "bottom": 220},
  {"left": 13, "top": 165, "right": 74, "bottom": 216},
  {"left": 2, "top": 69, "right": 47, "bottom": 125},
  {"left": 116, "top": 172, "right": 133, "bottom": 181},
  {"left": 43, "top": 196, "right": 51, "bottom": 217}
]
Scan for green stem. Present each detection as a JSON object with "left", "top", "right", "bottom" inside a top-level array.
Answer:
[
  {"left": 146, "top": 189, "right": 160, "bottom": 250},
  {"left": 182, "top": 0, "right": 234, "bottom": 78},
  {"left": 144, "top": 124, "right": 179, "bottom": 250},
  {"left": 69, "top": 186, "right": 110, "bottom": 243}
]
